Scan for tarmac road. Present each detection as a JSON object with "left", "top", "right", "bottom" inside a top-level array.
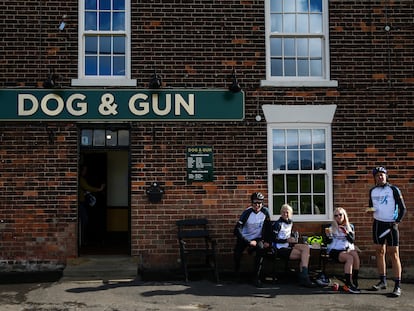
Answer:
[{"left": 1, "top": 276, "right": 414, "bottom": 311}]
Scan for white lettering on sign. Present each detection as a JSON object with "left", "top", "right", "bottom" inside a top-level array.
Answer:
[
  {"left": 18, "top": 94, "right": 38, "bottom": 116},
  {"left": 129, "top": 93, "right": 194, "bottom": 116},
  {"left": 18, "top": 93, "right": 87, "bottom": 116},
  {"left": 17, "top": 92, "right": 196, "bottom": 118}
]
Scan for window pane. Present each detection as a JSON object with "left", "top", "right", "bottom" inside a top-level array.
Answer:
[
  {"left": 286, "top": 174, "right": 298, "bottom": 193},
  {"left": 284, "top": 0, "right": 295, "bottom": 12},
  {"left": 271, "top": 13, "right": 283, "bottom": 32},
  {"left": 310, "top": 0, "right": 322, "bottom": 12},
  {"left": 118, "top": 130, "right": 129, "bottom": 146},
  {"left": 85, "top": 36, "right": 98, "bottom": 54},
  {"left": 100, "top": 36, "right": 111, "bottom": 54},
  {"left": 286, "top": 129, "right": 298, "bottom": 149},
  {"left": 114, "top": 0, "right": 125, "bottom": 10},
  {"left": 297, "top": 14, "right": 308, "bottom": 33},
  {"left": 99, "top": 12, "right": 111, "bottom": 30},
  {"left": 287, "top": 151, "right": 299, "bottom": 169},
  {"left": 274, "top": 150, "right": 285, "bottom": 170},
  {"left": 273, "top": 174, "right": 285, "bottom": 193},
  {"left": 285, "top": 59, "right": 296, "bottom": 76},
  {"left": 313, "top": 174, "right": 325, "bottom": 192},
  {"left": 271, "top": 0, "right": 283, "bottom": 11},
  {"left": 300, "top": 129, "right": 312, "bottom": 148},
  {"left": 81, "top": 129, "right": 93, "bottom": 146},
  {"left": 284, "top": 14, "right": 295, "bottom": 32},
  {"left": 113, "top": 12, "right": 125, "bottom": 30},
  {"left": 113, "top": 56, "right": 125, "bottom": 75},
  {"left": 284, "top": 38, "right": 295, "bottom": 56},
  {"left": 271, "top": 38, "right": 282, "bottom": 56},
  {"left": 298, "top": 59, "right": 308, "bottom": 76},
  {"left": 297, "top": 38, "right": 308, "bottom": 56},
  {"left": 85, "top": 12, "right": 97, "bottom": 30},
  {"left": 314, "top": 195, "right": 325, "bottom": 214},
  {"left": 300, "top": 174, "right": 311, "bottom": 192},
  {"left": 309, "top": 38, "right": 322, "bottom": 57},
  {"left": 100, "top": 0, "right": 111, "bottom": 10},
  {"left": 106, "top": 130, "right": 117, "bottom": 146},
  {"left": 310, "top": 14, "right": 322, "bottom": 33},
  {"left": 86, "top": 0, "right": 97, "bottom": 10},
  {"left": 301, "top": 195, "right": 312, "bottom": 214},
  {"left": 85, "top": 56, "right": 98, "bottom": 75},
  {"left": 300, "top": 150, "right": 312, "bottom": 169},
  {"left": 310, "top": 59, "right": 322, "bottom": 76},
  {"left": 297, "top": 0, "right": 309, "bottom": 12},
  {"left": 273, "top": 195, "right": 285, "bottom": 215},
  {"left": 93, "top": 129, "right": 105, "bottom": 146},
  {"left": 113, "top": 37, "right": 125, "bottom": 54},
  {"left": 99, "top": 56, "right": 111, "bottom": 75},
  {"left": 313, "top": 129, "right": 326, "bottom": 148},
  {"left": 271, "top": 59, "right": 283, "bottom": 76},
  {"left": 288, "top": 195, "right": 299, "bottom": 213},
  {"left": 273, "top": 129, "right": 285, "bottom": 148},
  {"left": 314, "top": 150, "right": 325, "bottom": 169}
]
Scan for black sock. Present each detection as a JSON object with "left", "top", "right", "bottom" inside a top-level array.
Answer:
[
  {"left": 380, "top": 275, "right": 387, "bottom": 284},
  {"left": 394, "top": 278, "right": 401, "bottom": 288}
]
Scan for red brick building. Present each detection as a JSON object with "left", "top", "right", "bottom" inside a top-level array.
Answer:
[{"left": 0, "top": 0, "right": 413, "bottom": 275}]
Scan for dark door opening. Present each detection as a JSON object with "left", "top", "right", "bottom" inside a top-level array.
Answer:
[{"left": 79, "top": 151, "right": 130, "bottom": 255}]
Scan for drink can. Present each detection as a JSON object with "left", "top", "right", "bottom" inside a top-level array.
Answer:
[{"left": 332, "top": 283, "right": 339, "bottom": 291}]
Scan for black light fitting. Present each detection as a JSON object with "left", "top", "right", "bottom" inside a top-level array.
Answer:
[
  {"left": 229, "top": 68, "right": 242, "bottom": 92},
  {"left": 148, "top": 69, "right": 162, "bottom": 89},
  {"left": 43, "top": 73, "right": 60, "bottom": 89}
]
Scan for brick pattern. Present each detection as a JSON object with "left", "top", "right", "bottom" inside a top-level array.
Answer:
[{"left": 0, "top": 1, "right": 413, "bottom": 271}]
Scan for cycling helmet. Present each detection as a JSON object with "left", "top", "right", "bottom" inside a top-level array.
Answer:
[
  {"left": 251, "top": 192, "right": 264, "bottom": 202},
  {"left": 372, "top": 166, "right": 387, "bottom": 176}
]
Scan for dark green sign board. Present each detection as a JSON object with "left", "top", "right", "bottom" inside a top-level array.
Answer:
[
  {"left": 187, "top": 146, "right": 214, "bottom": 182},
  {"left": 0, "top": 89, "right": 244, "bottom": 121}
]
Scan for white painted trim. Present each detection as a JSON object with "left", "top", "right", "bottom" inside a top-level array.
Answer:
[
  {"left": 71, "top": 78, "right": 137, "bottom": 87},
  {"left": 260, "top": 79, "right": 338, "bottom": 88},
  {"left": 263, "top": 104, "right": 337, "bottom": 124}
]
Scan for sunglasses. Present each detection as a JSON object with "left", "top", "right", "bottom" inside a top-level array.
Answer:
[
  {"left": 334, "top": 213, "right": 343, "bottom": 217},
  {"left": 253, "top": 201, "right": 263, "bottom": 205}
]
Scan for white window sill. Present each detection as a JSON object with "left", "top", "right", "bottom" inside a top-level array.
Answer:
[
  {"left": 71, "top": 78, "right": 137, "bottom": 87},
  {"left": 260, "top": 79, "right": 338, "bottom": 88}
]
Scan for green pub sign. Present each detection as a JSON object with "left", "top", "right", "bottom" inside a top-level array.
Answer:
[{"left": 186, "top": 146, "right": 214, "bottom": 182}]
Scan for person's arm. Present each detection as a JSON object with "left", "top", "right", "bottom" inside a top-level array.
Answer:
[
  {"left": 80, "top": 177, "right": 103, "bottom": 193},
  {"left": 340, "top": 224, "right": 355, "bottom": 244},
  {"left": 234, "top": 209, "right": 250, "bottom": 243},
  {"left": 392, "top": 186, "right": 407, "bottom": 223}
]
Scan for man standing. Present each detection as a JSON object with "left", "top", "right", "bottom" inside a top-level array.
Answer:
[
  {"left": 368, "top": 166, "right": 407, "bottom": 297},
  {"left": 233, "top": 192, "right": 270, "bottom": 286}
]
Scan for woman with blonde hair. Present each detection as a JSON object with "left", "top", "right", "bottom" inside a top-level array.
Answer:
[
  {"left": 325, "top": 207, "right": 360, "bottom": 293},
  {"left": 267, "top": 204, "right": 316, "bottom": 287}
]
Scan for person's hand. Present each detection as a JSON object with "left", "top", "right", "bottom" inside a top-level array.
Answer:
[
  {"left": 249, "top": 240, "right": 257, "bottom": 247},
  {"left": 287, "top": 237, "right": 297, "bottom": 244},
  {"left": 339, "top": 226, "right": 347, "bottom": 234},
  {"left": 263, "top": 242, "right": 270, "bottom": 248}
]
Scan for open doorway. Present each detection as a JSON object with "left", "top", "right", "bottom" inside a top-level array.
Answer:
[{"left": 79, "top": 127, "right": 130, "bottom": 256}]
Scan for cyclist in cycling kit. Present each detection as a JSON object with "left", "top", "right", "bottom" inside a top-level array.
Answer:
[{"left": 368, "top": 166, "right": 406, "bottom": 297}]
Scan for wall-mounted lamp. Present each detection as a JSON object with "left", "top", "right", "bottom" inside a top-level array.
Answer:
[
  {"left": 148, "top": 69, "right": 162, "bottom": 89},
  {"left": 229, "top": 68, "right": 242, "bottom": 92},
  {"left": 43, "top": 72, "right": 59, "bottom": 88},
  {"left": 58, "top": 15, "right": 67, "bottom": 31},
  {"left": 146, "top": 182, "right": 164, "bottom": 203}
]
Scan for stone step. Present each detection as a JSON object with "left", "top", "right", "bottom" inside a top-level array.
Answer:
[{"left": 62, "top": 255, "right": 139, "bottom": 282}]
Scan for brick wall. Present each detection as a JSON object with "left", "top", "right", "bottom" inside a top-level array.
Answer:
[{"left": 0, "top": 1, "right": 414, "bottom": 272}]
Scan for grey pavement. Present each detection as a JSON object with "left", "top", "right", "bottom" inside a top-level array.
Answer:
[{"left": 1, "top": 274, "right": 414, "bottom": 311}]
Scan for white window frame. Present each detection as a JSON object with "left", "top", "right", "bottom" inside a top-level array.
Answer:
[
  {"left": 72, "top": 0, "right": 136, "bottom": 87},
  {"left": 261, "top": 0, "right": 337, "bottom": 88},
  {"left": 263, "top": 104, "right": 336, "bottom": 221}
]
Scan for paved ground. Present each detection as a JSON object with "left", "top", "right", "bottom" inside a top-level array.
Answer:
[{"left": 1, "top": 272, "right": 414, "bottom": 311}]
